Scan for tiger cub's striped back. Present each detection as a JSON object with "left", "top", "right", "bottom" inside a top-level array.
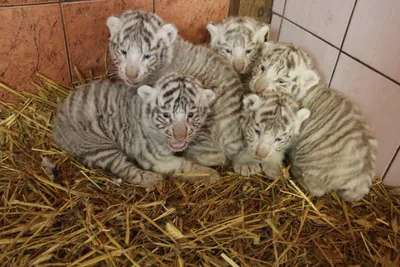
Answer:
[
  {"left": 53, "top": 73, "right": 221, "bottom": 187},
  {"left": 206, "top": 17, "right": 269, "bottom": 76},
  {"left": 240, "top": 86, "right": 377, "bottom": 201},
  {"left": 287, "top": 84, "right": 377, "bottom": 202}
]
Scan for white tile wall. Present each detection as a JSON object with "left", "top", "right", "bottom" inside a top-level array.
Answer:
[
  {"left": 384, "top": 150, "right": 400, "bottom": 186},
  {"left": 343, "top": 0, "right": 400, "bottom": 82},
  {"left": 330, "top": 54, "right": 400, "bottom": 177},
  {"left": 284, "top": 0, "right": 355, "bottom": 47},
  {"left": 274, "top": 0, "right": 400, "bottom": 185},
  {"left": 272, "top": 0, "right": 285, "bottom": 15},
  {"left": 269, "top": 14, "right": 282, "bottom": 41},
  {"left": 279, "top": 19, "right": 339, "bottom": 84}
]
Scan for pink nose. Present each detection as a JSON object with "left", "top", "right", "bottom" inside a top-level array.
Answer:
[
  {"left": 255, "top": 78, "right": 266, "bottom": 93},
  {"left": 255, "top": 146, "right": 268, "bottom": 159},
  {"left": 233, "top": 59, "right": 245, "bottom": 72},
  {"left": 173, "top": 123, "right": 187, "bottom": 141},
  {"left": 126, "top": 67, "right": 138, "bottom": 79}
]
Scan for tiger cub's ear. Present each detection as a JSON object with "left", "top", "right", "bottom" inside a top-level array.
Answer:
[
  {"left": 261, "top": 41, "right": 276, "bottom": 57},
  {"left": 253, "top": 25, "right": 270, "bottom": 43},
  {"left": 157, "top": 24, "right": 178, "bottom": 47},
  {"left": 106, "top": 16, "right": 122, "bottom": 39},
  {"left": 201, "top": 89, "right": 216, "bottom": 106},
  {"left": 243, "top": 94, "right": 262, "bottom": 111},
  {"left": 294, "top": 108, "right": 311, "bottom": 134},
  {"left": 298, "top": 69, "right": 320, "bottom": 90},
  {"left": 138, "top": 85, "right": 157, "bottom": 103},
  {"left": 206, "top": 23, "right": 220, "bottom": 46}
]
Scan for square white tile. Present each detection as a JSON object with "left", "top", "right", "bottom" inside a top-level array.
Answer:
[
  {"left": 343, "top": 0, "right": 400, "bottom": 83},
  {"left": 272, "top": 0, "right": 285, "bottom": 15},
  {"left": 269, "top": 14, "right": 282, "bottom": 41},
  {"left": 384, "top": 149, "right": 400, "bottom": 186},
  {"left": 279, "top": 19, "right": 339, "bottom": 85},
  {"left": 284, "top": 0, "right": 355, "bottom": 47},
  {"left": 330, "top": 53, "right": 400, "bottom": 177}
]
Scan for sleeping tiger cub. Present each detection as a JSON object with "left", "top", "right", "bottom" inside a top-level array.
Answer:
[{"left": 52, "top": 73, "right": 220, "bottom": 187}]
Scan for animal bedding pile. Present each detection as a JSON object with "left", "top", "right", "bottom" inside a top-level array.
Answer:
[{"left": 0, "top": 73, "right": 399, "bottom": 266}]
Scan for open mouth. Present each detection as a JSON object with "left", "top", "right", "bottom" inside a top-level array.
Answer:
[
  {"left": 125, "top": 79, "right": 141, "bottom": 87},
  {"left": 168, "top": 140, "right": 188, "bottom": 151}
]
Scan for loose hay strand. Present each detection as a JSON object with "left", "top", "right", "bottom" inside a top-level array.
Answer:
[{"left": 0, "top": 72, "right": 399, "bottom": 266}]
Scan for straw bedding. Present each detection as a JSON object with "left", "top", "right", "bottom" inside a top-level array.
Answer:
[{"left": 0, "top": 72, "right": 399, "bottom": 267}]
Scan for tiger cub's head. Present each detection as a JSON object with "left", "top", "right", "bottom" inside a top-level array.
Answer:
[
  {"left": 249, "top": 42, "right": 320, "bottom": 100},
  {"left": 107, "top": 10, "right": 178, "bottom": 87},
  {"left": 241, "top": 91, "right": 310, "bottom": 161},
  {"left": 138, "top": 73, "right": 215, "bottom": 152},
  {"left": 206, "top": 17, "right": 269, "bottom": 75}
]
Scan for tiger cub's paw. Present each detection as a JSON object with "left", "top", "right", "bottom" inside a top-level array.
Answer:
[
  {"left": 233, "top": 163, "right": 262, "bottom": 176},
  {"left": 140, "top": 171, "right": 164, "bottom": 187},
  {"left": 177, "top": 166, "right": 221, "bottom": 185}
]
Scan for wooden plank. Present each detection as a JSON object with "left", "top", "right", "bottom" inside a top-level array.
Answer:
[
  {"left": 229, "top": 0, "right": 241, "bottom": 16},
  {"left": 238, "top": 0, "right": 273, "bottom": 24}
]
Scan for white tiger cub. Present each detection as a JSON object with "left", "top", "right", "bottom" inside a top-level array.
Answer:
[
  {"left": 106, "top": 10, "right": 246, "bottom": 169},
  {"left": 248, "top": 42, "right": 378, "bottom": 201},
  {"left": 234, "top": 92, "right": 310, "bottom": 178},
  {"left": 249, "top": 42, "right": 319, "bottom": 99},
  {"left": 206, "top": 17, "right": 269, "bottom": 76},
  {"left": 52, "top": 73, "right": 220, "bottom": 187}
]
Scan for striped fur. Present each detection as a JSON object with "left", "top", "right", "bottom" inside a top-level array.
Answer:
[
  {"left": 106, "top": 10, "right": 247, "bottom": 167},
  {"left": 52, "top": 73, "right": 220, "bottom": 187},
  {"left": 249, "top": 42, "right": 320, "bottom": 100},
  {"left": 234, "top": 92, "right": 310, "bottom": 177},
  {"left": 248, "top": 42, "right": 377, "bottom": 201},
  {"left": 286, "top": 84, "right": 378, "bottom": 201},
  {"left": 207, "top": 17, "right": 269, "bottom": 76}
]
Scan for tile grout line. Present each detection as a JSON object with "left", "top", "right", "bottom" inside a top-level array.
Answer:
[
  {"left": 0, "top": 1, "right": 57, "bottom": 8},
  {"left": 341, "top": 50, "right": 400, "bottom": 86},
  {"left": 58, "top": 2, "right": 73, "bottom": 84},
  {"left": 0, "top": 0, "right": 94, "bottom": 8},
  {"left": 282, "top": 16, "right": 340, "bottom": 49},
  {"left": 328, "top": 0, "right": 358, "bottom": 88},
  {"left": 152, "top": 0, "right": 155, "bottom": 13},
  {"left": 276, "top": 0, "right": 286, "bottom": 41},
  {"left": 279, "top": 16, "right": 400, "bottom": 87},
  {"left": 382, "top": 144, "right": 400, "bottom": 180}
]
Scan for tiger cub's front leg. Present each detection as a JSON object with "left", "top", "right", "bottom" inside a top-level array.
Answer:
[
  {"left": 232, "top": 149, "right": 262, "bottom": 176},
  {"left": 260, "top": 154, "right": 284, "bottom": 180},
  {"left": 184, "top": 148, "right": 227, "bottom": 167},
  {"left": 151, "top": 156, "right": 221, "bottom": 184}
]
